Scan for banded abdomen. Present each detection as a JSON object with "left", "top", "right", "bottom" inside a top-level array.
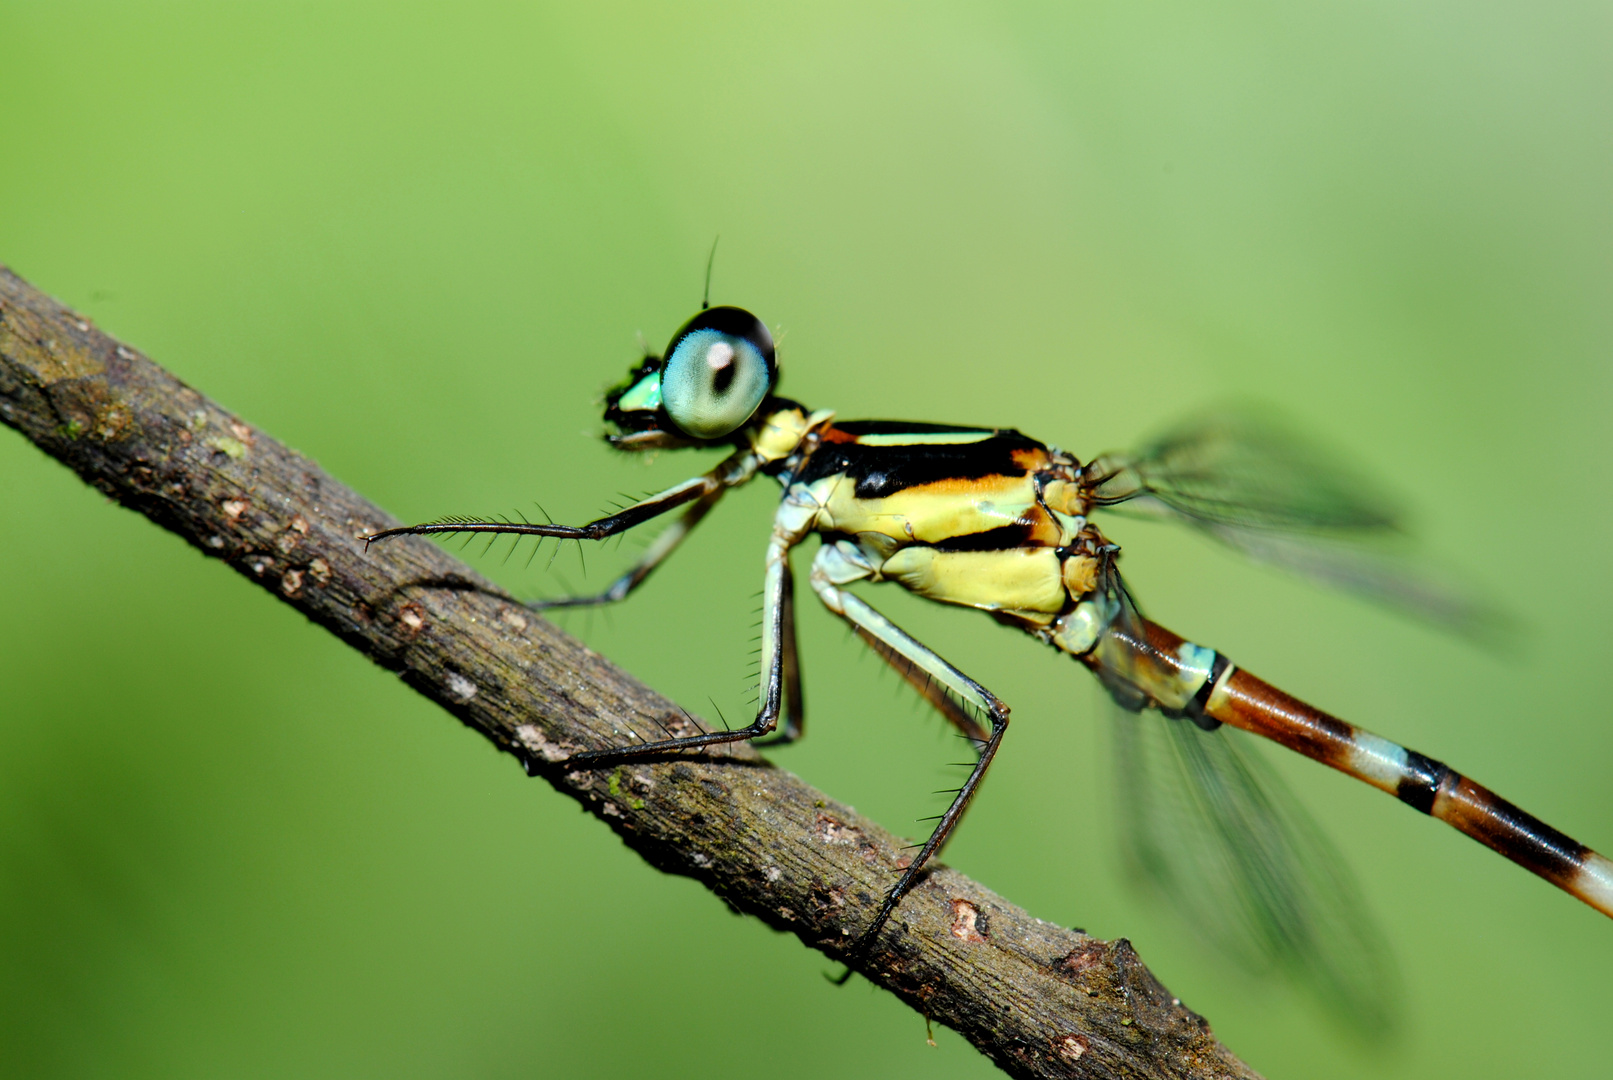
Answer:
[{"left": 1081, "top": 614, "right": 1613, "bottom": 920}]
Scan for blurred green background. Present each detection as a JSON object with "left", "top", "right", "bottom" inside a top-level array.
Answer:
[{"left": 3, "top": 2, "right": 1610, "bottom": 1077}]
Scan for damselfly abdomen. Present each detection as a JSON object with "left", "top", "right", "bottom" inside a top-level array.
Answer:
[{"left": 365, "top": 301, "right": 1612, "bottom": 1026}]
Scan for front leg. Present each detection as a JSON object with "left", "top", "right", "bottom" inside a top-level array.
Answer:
[
  {"left": 362, "top": 450, "right": 755, "bottom": 550},
  {"left": 529, "top": 484, "right": 726, "bottom": 611}
]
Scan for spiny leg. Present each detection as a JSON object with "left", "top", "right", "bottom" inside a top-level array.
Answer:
[
  {"left": 530, "top": 485, "right": 726, "bottom": 610},
  {"left": 857, "top": 631, "right": 990, "bottom": 746},
  {"left": 810, "top": 543, "right": 1010, "bottom": 957},
  {"left": 852, "top": 629, "right": 994, "bottom": 860},
  {"left": 755, "top": 555, "right": 806, "bottom": 745},
  {"left": 564, "top": 511, "right": 807, "bottom": 765},
  {"left": 362, "top": 450, "right": 755, "bottom": 550}
]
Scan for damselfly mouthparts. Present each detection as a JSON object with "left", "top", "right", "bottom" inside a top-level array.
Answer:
[{"left": 366, "top": 301, "right": 1612, "bottom": 1026}]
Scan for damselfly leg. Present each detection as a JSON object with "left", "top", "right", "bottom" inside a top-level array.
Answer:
[
  {"left": 528, "top": 485, "right": 728, "bottom": 611},
  {"left": 810, "top": 541, "right": 1010, "bottom": 956},
  {"left": 363, "top": 449, "right": 754, "bottom": 564},
  {"left": 754, "top": 555, "right": 806, "bottom": 745},
  {"left": 551, "top": 480, "right": 813, "bottom": 764},
  {"left": 842, "top": 626, "right": 993, "bottom": 748}
]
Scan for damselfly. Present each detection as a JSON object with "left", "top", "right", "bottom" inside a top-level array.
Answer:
[{"left": 366, "top": 300, "right": 1612, "bottom": 1027}]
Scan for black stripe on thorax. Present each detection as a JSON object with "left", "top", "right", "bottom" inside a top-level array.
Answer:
[
  {"left": 818, "top": 524, "right": 1044, "bottom": 554},
  {"left": 797, "top": 422, "right": 1046, "bottom": 498},
  {"left": 932, "top": 524, "right": 1042, "bottom": 552}
]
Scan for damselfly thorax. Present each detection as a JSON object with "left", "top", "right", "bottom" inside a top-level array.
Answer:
[{"left": 366, "top": 302, "right": 1613, "bottom": 1029}]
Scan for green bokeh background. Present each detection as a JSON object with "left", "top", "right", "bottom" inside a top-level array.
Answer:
[{"left": 3, "top": 3, "right": 1610, "bottom": 1077}]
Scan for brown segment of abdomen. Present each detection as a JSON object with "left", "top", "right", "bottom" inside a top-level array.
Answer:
[{"left": 1203, "top": 661, "right": 1601, "bottom": 906}]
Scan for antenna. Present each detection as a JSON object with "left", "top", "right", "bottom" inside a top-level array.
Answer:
[{"left": 701, "top": 236, "right": 720, "bottom": 310}]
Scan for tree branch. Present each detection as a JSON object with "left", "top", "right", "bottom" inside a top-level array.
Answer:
[{"left": 0, "top": 265, "right": 1260, "bottom": 1080}]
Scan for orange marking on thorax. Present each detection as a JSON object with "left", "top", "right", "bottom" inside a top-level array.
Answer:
[{"left": 1012, "top": 447, "right": 1052, "bottom": 471}]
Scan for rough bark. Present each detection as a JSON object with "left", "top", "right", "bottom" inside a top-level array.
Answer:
[{"left": 0, "top": 265, "right": 1260, "bottom": 1080}]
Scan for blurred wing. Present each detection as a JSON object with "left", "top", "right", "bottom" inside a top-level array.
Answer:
[
  {"left": 1113, "top": 710, "right": 1401, "bottom": 1037},
  {"left": 1089, "top": 409, "right": 1501, "bottom": 639},
  {"left": 1195, "top": 524, "right": 1502, "bottom": 639},
  {"left": 1089, "top": 409, "right": 1400, "bottom": 533}
]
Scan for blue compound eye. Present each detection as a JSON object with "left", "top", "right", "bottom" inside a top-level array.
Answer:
[{"left": 660, "top": 306, "right": 775, "bottom": 440}]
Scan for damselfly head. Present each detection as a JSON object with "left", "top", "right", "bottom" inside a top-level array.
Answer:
[{"left": 605, "top": 306, "right": 777, "bottom": 450}]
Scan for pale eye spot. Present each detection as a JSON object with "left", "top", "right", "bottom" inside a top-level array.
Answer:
[{"left": 705, "top": 341, "right": 735, "bottom": 371}]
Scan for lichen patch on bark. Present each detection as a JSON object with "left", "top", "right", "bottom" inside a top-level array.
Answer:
[
  {"left": 515, "top": 723, "right": 574, "bottom": 763},
  {"left": 1053, "top": 1033, "right": 1088, "bottom": 1062},
  {"left": 949, "top": 899, "right": 987, "bottom": 943},
  {"left": 445, "top": 671, "right": 478, "bottom": 702}
]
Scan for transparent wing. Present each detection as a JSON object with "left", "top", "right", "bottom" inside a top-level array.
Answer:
[
  {"left": 1089, "top": 408, "right": 1399, "bottom": 532},
  {"left": 1089, "top": 408, "right": 1500, "bottom": 639},
  {"left": 1112, "top": 709, "right": 1401, "bottom": 1037},
  {"left": 1193, "top": 524, "right": 1499, "bottom": 638}
]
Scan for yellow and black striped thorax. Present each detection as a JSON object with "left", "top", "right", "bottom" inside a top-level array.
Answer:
[{"left": 781, "top": 419, "right": 1100, "bottom": 627}]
